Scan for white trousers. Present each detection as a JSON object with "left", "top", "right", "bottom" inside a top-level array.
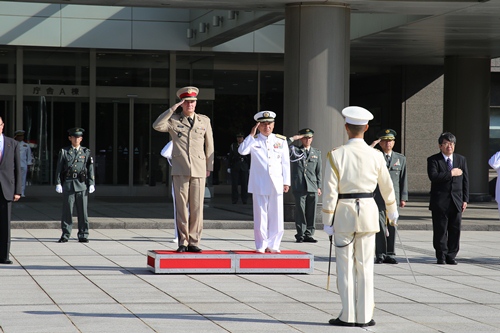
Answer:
[
  {"left": 334, "top": 231, "right": 375, "bottom": 324},
  {"left": 252, "top": 190, "right": 284, "bottom": 251}
]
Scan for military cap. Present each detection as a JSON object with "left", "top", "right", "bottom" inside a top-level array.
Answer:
[
  {"left": 236, "top": 132, "right": 245, "bottom": 137},
  {"left": 14, "top": 129, "right": 25, "bottom": 137},
  {"left": 254, "top": 110, "right": 276, "bottom": 122},
  {"left": 341, "top": 106, "right": 374, "bottom": 125},
  {"left": 377, "top": 128, "right": 397, "bottom": 140},
  {"left": 68, "top": 127, "right": 85, "bottom": 137},
  {"left": 176, "top": 86, "right": 199, "bottom": 101},
  {"left": 298, "top": 128, "right": 314, "bottom": 137}
]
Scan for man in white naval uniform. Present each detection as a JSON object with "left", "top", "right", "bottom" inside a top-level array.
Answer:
[
  {"left": 322, "top": 106, "right": 398, "bottom": 328},
  {"left": 238, "top": 111, "right": 290, "bottom": 253},
  {"left": 14, "top": 130, "right": 33, "bottom": 197}
]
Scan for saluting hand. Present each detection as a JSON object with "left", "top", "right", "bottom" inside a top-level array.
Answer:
[
  {"left": 370, "top": 139, "right": 381, "bottom": 148},
  {"left": 171, "top": 99, "right": 185, "bottom": 112},
  {"left": 250, "top": 122, "right": 259, "bottom": 137}
]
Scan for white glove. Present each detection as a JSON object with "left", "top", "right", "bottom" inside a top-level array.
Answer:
[
  {"left": 388, "top": 210, "right": 399, "bottom": 225},
  {"left": 227, "top": 168, "right": 231, "bottom": 174},
  {"left": 55, "top": 184, "right": 62, "bottom": 193},
  {"left": 89, "top": 185, "right": 95, "bottom": 194},
  {"left": 323, "top": 225, "right": 334, "bottom": 236}
]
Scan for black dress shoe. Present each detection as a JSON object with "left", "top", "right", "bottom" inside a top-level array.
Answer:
[
  {"left": 295, "top": 237, "right": 304, "bottom": 243},
  {"left": 187, "top": 245, "right": 202, "bottom": 253},
  {"left": 328, "top": 318, "right": 355, "bottom": 327},
  {"left": 303, "top": 236, "right": 318, "bottom": 243},
  {"left": 383, "top": 256, "right": 398, "bottom": 264},
  {"left": 78, "top": 238, "right": 89, "bottom": 243},
  {"left": 446, "top": 258, "right": 457, "bottom": 265},
  {"left": 356, "top": 319, "right": 376, "bottom": 327},
  {"left": 58, "top": 237, "right": 68, "bottom": 243},
  {"left": 375, "top": 257, "right": 384, "bottom": 264},
  {"left": 0, "top": 259, "right": 13, "bottom": 264},
  {"left": 176, "top": 245, "right": 188, "bottom": 253},
  {"left": 437, "top": 259, "right": 446, "bottom": 264}
]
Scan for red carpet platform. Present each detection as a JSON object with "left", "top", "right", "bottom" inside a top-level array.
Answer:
[{"left": 147, "top": 250, "right": 314, "bottom": 274}]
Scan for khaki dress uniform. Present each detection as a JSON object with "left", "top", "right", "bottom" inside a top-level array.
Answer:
[
  {"left": 153, "top": 108, "right": 214, "bottom": 248},
  {"left": 322, "top": 138, "right": 397, "bottom": 325},
  {"left": 56, "top": 145, "right": 95, "bottom": 241}
]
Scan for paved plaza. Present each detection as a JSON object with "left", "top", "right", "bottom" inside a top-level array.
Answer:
[{"left": 1, "top": 191, "right": 500, "bottom": 332}]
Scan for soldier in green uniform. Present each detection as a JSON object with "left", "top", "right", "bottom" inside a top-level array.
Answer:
[
  {"left": 371, "top": 129, "right": 408, "bottom": 264},
  {"left": 55, "top": 128, "right": 95, "bottom": 243},
  {"left": 288, "top": 128, "right": 322, "bottom": 243}
]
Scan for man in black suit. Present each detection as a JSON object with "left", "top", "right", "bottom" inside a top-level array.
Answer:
[
  {"left": 0, "top": 116, "right": 22, "bottom": 264},
  {"left": 427, "top": 132, "right": 469, "bottom": 265}
]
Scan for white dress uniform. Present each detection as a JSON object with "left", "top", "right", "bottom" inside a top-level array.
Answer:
[
  {"left": 238, "top": 130, "right": 291, "bottom": 252},
  {"left": 489, "top": 151, "right": 500, "bottom": 218},
  {"left": 322, "top": 107, "right": 398, "bottom": 326}
]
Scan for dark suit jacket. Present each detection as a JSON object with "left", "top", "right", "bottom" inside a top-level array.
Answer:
[
  {"left": 228, "top": 142, "right": 250, "bottom": 172},
  {"left": 427, "top": 152, "right": 469, "bottom": 213},
  {"left": 0, "top": 136, "right": 22, "bottom": 201}
]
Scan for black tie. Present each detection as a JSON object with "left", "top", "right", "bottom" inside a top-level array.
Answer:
[
  {"left": 188, "top": 117, "right": 194, "bottom": 127},
  {"left": 447, "top": 158, "right": 453, "bottom": 171},
  {"left": 385, "top": 154, "right": 390, "bottom": 167}
]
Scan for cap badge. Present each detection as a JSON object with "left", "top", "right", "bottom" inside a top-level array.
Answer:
[
  {"left": 263, "top": 111, "right": 270, "bottom": 118},
  {"left": 385, "top": 129, "right": 390, "bottom": 134},
  {"left": 187, "top": 88, "right": 194, "bottom": 94}
]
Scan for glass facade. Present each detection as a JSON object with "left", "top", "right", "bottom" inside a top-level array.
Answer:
[{"left": 0, "top": 46, "right": 284, "bottom": 193}]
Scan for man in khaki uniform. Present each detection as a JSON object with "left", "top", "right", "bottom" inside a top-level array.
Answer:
[
  {"left": 153, "top": 86, "right": 214, "bottom": 253},
  {"left": 322, "top": 106, "right": 398, "bottom": 328}
]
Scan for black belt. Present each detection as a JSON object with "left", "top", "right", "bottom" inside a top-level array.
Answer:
[{"left": 338, "top": 193, "right": 373, "bottom": 199}]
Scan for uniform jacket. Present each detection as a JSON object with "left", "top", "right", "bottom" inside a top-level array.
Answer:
[
  {"left": 228, "top": 142, "right": 250, "bottom": 172},
  {"left": 427, "top": 152, "right": 469, "bottom": 212},
  {"left": 0, "top": 135, "right": 22, "bottom": 201},
  {"left": 238, "top": 133, "right": 290, "bottom": 195},
  {"left": 488, "top": 151, "right": 500, "bottom": 202},
  {"left": 153, "top": 108, "right": 214, "bottom": 177},
  {"left": 374, "top": 150, "right": 408, "bottom": 210},
  {"left": 322, "top": 139, "right": 397, "bottom": 233},
  {"left": 56, "top": 146, "right": 95, "bottom": 192},
  {"left": 287, "top": 138, "right": 322, "bottom": 193},
  {"left": 19, "top": 141, "right": 33, "bottom": 169}
]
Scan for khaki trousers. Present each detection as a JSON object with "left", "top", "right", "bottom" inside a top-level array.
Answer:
[{"left": 172, "top": 175, "right": 205, "bottom": 247}]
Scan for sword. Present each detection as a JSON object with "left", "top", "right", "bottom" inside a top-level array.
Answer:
[
  {"left": 327, "top": 235, "right": 333, "bottom": 290},
  {"left": 394, "top": 223, "right": 417, "bottom": 283}
]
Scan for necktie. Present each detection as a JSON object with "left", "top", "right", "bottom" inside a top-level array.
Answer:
[
  {"left": 188, "top": 117, "right": 194, "bottom": 127},
  {"left": 385, "top": 154, "right": 390, "bottom": 167},
  {"left": 0, "top": 148, "right": 2, "bottom": 163},
  {"left": 447, "top": 158, "right": 453, "bottom": 171}
]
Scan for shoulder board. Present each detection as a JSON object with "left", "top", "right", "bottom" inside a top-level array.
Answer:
[
  {"left": 254, "top": 135, "right": 258, "bottom": 138},
  {"left": 196, "top": 114, "right": 209, "bottom": 119},
  {"left": 275, "top": 134, "right": 286, "bottom": 140}
]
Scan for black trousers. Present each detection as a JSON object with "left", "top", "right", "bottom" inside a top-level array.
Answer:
[
  {"left": 0, "top": 186, "right": 12, "bottom": 261},
  {"left": 431, "top": 204, "right": 461, "bottom": 260},
  {"left": 231, "top": 168, "right": 249, "bottom": 203}
]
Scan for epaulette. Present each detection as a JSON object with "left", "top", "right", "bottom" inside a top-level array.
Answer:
[
  {"left": 254, "top": 135, "right": 258, "bottom": 138},
  {"left": 275, "top": 134, "right": 286, "bottom": 140}
]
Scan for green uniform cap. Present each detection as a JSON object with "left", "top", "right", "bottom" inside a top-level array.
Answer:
[{"left": 68, "top": 127, "right": 85, "bottom": 137}]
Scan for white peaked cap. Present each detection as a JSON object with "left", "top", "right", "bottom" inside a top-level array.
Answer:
[{"left": 341, "top": 106, "right": 374, "bottom": 125}]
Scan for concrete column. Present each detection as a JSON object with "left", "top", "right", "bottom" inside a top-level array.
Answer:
[
  {"left": 283, "top": 3, "right": 350, "bottom": 216},
  {"left": 444, "top": 57, "right": 491, "bottom": 201}
]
